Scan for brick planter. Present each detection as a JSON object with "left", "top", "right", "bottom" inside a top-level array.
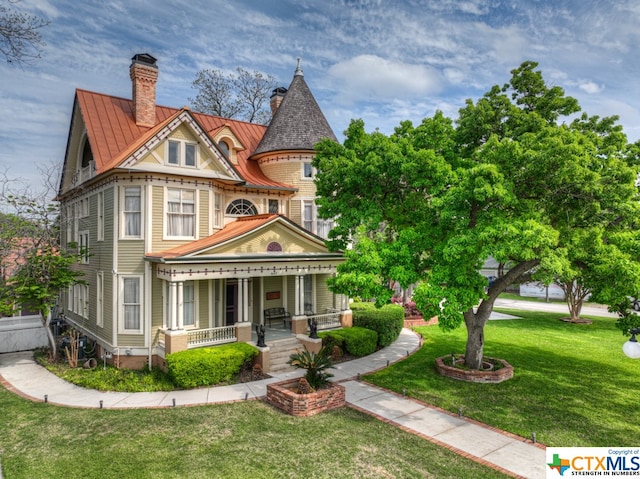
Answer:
[
  {"left": 266, "top": 379, "right": 346, "bottom": 416},
  {"left": 435, "top": 355, "right": 513, "bottom": 383}
]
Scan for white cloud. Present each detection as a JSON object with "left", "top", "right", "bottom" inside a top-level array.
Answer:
[
  {"left": 328, "top": 55, "right": 441, "bottom": 104},
  {"left": 578, "top": 81, "right": 603, "bottom": 94}
]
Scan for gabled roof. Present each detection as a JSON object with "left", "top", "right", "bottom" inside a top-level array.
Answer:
[
  {"left": 146, "top": 214, "right": 334, "bottom": 260},
  {"left": 74, "top": 89, "right": 294, "bottom": 190},
  {"left": 252, "top": 67, "right": 337, "bottom": 158}
]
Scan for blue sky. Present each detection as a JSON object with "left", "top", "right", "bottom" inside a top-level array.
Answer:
[{"left": 3, "top": 0, "right": 640, "bottom": 191}]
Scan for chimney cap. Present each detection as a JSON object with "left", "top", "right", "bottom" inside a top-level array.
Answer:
[
  {"left": 131, "top": 53, "right": 157, "bottom": 66},
  {"left": 270, "top": 87, "right": 287, "bottom": 98}
]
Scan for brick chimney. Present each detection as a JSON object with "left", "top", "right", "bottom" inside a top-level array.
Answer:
[
  {"left": 129, "top": 53, "right": 158, "bottom": 127},
  {"left": 269, "top": 87, "right": 287, "bottom": 117}
]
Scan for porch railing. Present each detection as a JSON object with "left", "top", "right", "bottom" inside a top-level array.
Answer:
[
  {"left": 308, "top": 309, "right": 342, "bottom": 331},
  {"left": 188, "top": 325, "right": 236, "bottom": 348}
]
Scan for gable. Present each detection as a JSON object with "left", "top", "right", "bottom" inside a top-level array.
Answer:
[
  {"left": 200, "top": 221, "right": 328, "bottom": 256},
  {"left": 118, "top": 110, "right": 242, "bottom": 182},
  {"left": 147, "top": 214, "right": 336, "bottom": 261}
]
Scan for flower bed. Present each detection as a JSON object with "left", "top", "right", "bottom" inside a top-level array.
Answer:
[
  {"left": 266, "top": 379, "right": 345, "bottom": 416},
  {"left": 435, "top": 354, "right": 513, "bottom": 383}
]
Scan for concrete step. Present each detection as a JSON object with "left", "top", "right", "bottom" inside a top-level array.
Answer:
[{"left": 267, "top": 337, "right": 303, "bottom": 373}]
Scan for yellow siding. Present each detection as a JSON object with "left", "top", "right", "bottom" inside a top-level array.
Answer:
[
  {"left": 289, "top": 199, "right": 302, "bottom": 226},
  {"left": 211, "top": 223, "right": 325, "bottom": 256},
  {"left": 117, "top": 240, "right": 146, "bottom": 273},
  {"left": 199, "top": 190, "right": 209, "bottom": 238},
  {"left": 198, "top": 280, "right": 209, "bottom": 328}
]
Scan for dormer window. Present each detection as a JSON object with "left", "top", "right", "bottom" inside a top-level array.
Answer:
[
  {"left": 168, "top": 140, "right": 197, "bottom": 167},
  {"left": 218, "top": 140, "right": 229, "bottom": 157},
  {"left": 226, "top": 199, "right": 257, "bottom": 216}
]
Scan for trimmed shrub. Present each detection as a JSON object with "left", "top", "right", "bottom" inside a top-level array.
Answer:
[
  {"left": 320, "top": 327, "right": 377, "bottom": 357},
  {"left": 166, "top": 343, "right": 258, "bottom": 389},
  {"left": 352, "top": 302, "right": 404, "bottom": 348}
]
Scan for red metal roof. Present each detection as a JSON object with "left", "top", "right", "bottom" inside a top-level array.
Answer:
[
  {"left": 76, "top": 89, "right": 294, "bottom": 190},
  {"left": 147, "top": 214, "right": 280, "bottom": 258}
]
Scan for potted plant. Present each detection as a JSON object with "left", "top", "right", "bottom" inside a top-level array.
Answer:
[{"left": 288, "top": 345, "right": 334, "bottom": 391}]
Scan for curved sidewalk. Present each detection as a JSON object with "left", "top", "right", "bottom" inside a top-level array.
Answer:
[{"left": 0, "top": 329, "right": 545, "bottom": 478}]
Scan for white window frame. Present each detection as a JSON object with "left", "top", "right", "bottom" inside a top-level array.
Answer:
[
  {"left": 78, "top": 230, "right": 89, "bottom": 264},
  {"left": 302, "top": 162, "right": 315, "bottom": 180},
  {"left": 268, "top": 198, "right": 279, "bottom": 214},
  {"left": 304, "top": 274, "right": 314, "bottom": 315},
  {"left": 97, "top": 191, "right": 104, "bottom": 241},
  {"left": 96, "top": 271, "right": 104, "bottom": 327},
  {"left": 66, "top": 205, "right": 73, "bottom": 244},
  {"left": 183, "top": 281, "right": 197, "bottom": 328},
  {"left": 225, "top": 198, "right": 258, "bottom": 217},
  {"left": 302, "top": 199, "right": 333, "bottom": 239},
  {"left": 79, "top": 198, "right": 89, "bottom": 218},
  {"left": 213, "top": 192, "right": 222, "bottom": 228},
  {"left": 166, "top": 188, "right": 196, "bottom": 239},
  {"left": 167, "top": 139, "right": 198, "bottom": 168},
  {"left": 122, "top": 186, "right": 143, "bottom": 239},
  {"left": 120, "top": 275, "right": 143, "bottom": 334}
]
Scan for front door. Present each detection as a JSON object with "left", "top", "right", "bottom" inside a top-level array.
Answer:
[{"left": 225, "top": 282, "right": 237, "bottom": 326}]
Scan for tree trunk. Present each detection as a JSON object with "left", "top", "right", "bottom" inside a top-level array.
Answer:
[
  {"left": 463, "top": 300, "right": 492, "bottom": 370},
  {"left": 42, "top": 310, "right": 56, "bottom": 359},
  {"left": 560, "top": 280, "right": 589, "bottom": 321}
]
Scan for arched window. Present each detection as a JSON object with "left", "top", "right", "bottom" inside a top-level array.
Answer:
[
  {"left": 218, "top": 140, "right": 229, "bottom": 157},
  {"left": 225, "top": 199, "right": 257, "bottom": 216},
  {"left": 267, "top": 242, "right": 282, "bottom": 252},
  {"left": 81, "top": 137, "right": 93, "bottom": 168}
]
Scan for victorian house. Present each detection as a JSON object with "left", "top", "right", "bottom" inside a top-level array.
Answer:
[{"left": 57, "top": 54, "right": 348, "bottom": 369}]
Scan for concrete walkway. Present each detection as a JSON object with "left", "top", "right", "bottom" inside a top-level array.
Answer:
[{"left": 0, "top": 328, "right": 545, "bottom": 478}]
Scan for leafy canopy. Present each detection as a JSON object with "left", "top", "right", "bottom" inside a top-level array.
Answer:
[{"left": 314, "top": 61, "right": 640, "bottom": 367}]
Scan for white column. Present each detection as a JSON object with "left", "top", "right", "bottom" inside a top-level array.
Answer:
[
  {"left": 240, "top": 278, "right": 249, "bottom": 322},
  {"left": 177, "top": 281, "right": 184, "bottom": 330},
  {"left": 169, "top": 282, "right": 177, "bottom": 330}
]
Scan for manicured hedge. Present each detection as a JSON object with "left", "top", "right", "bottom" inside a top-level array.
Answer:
[
  {"left": 166, "top": 342, "right": 258, "bottom": 389},
  {"left": 320, "top": 327, "right": 378, "bottom": 357},
  {"left": 351, "top": 302, "right": 404, "bottom": 348}
]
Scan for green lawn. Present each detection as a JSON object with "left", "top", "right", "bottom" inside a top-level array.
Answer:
[
  {"left": 366, "top": 308, "right": 640, "bottom": 447},
  {"left": 0, "top": 385, "right": 508, "bottom": 479}
]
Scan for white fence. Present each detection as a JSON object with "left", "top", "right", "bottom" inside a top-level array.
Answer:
[{"left": 0, "top": 315, "right": 48, "bottom": 353}]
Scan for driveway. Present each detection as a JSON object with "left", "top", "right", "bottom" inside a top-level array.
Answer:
[{"left": 494, "top": 298, "right": 617, "bottom": 318}]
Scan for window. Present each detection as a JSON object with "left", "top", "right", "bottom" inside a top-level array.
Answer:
[
  {"left": 97, "top": 191, "right": 104, "bottom": 241},
  {"left": 66, "top": 205, "right": 73, "bottom": 244},
  {"left": 79, "top": 230, "right": 89, "bottom": 264},
  {"left": 268, "top": 199, "right": 279, "bottom": 214},
  {"left": 74, "top": 284, "right": 88, "bottom": 319},
  {"left": 122, "top": 277, "right": 141, "bottom": 332},
  {"left": 302, "top": 199, "right": 333, "bottom": 240},
  {"left": 183, "top": 282, "right": 195, "bottom": 327},
  {"left": 96, "top": 272, "right": 104, "bottom": 327},
  {"left": 123, "top": 187, "right": 141, "bottom": 238},
  {"left": 225, "top": 199, "right": 257, "bottom": 216},
  {"left": 78, "top": 198, "right": 89, "bottom": 218},
  {"left": 303, "top": 200, "right": 314, "bottom": 231},
  {"left": 167, "top": 188, "right": 195, "bottom": 237},
  {"left": 218, "top": 140, "right": 229, "bottom": 157},
  {"left": 168, "top": 140, "right": 197, "bottom": 167},
  {"left": 302, "top": 162, "right": 314, "bottom": 179},
  {"left": 213, "top": 192, "right": 222, "bottom": 228}
]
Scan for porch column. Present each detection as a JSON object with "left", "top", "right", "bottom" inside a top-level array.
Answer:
[
  {"left": 177, "top": 281, "right": 184, "bottom": 330},
  {"left": 240, "top": 278, "right": 249, "bottom": 322},
  {"left": 169, "top": 282, "right": 178, "bottom": 330},
  {"left": 294, "top": 275, "right": 305, "bottom": 316}
]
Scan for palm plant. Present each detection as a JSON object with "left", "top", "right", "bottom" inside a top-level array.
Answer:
[{"left": 288, "top": 346, "right": 334, "bottom": 390}]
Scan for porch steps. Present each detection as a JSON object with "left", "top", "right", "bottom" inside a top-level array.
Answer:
[{"left": 267, "top": 337, "right": 303, "bottom": 373}]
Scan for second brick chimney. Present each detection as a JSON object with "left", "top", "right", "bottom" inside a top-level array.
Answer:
[{"left": 129, "top": 53, "right": 158, "bottom": 127}]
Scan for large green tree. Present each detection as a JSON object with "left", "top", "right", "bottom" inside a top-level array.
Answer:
[{"left": 314, "top": 61, "right": 640, "bottom": 370}]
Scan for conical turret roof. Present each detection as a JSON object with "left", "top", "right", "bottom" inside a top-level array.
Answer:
[{"left": 252, "top": 64, "right": 337, "bottom": 157}]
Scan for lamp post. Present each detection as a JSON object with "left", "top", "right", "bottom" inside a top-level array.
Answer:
[{"left": 622, "top": 327, "right": 640, "bottom": 359}]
